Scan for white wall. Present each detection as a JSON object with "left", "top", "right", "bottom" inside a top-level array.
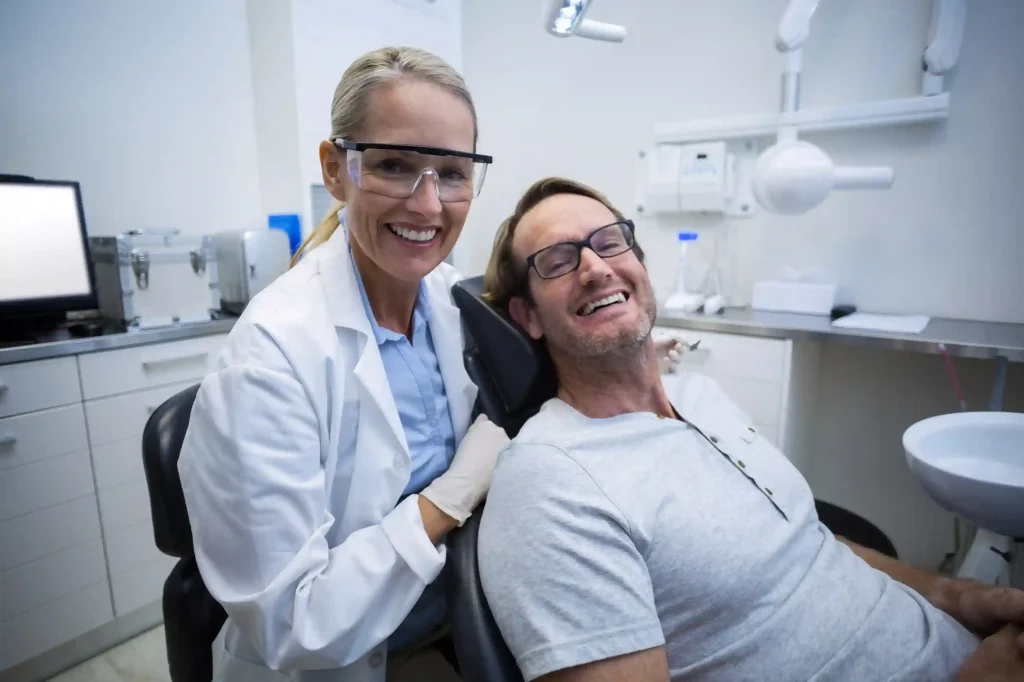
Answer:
[
  {"left": 460, "top": 0, "right": 1024, "bottom": 325},
  {"left": 461, "top": 0, "right": 1024, "bottom": 568},
  {"left": 247, "top": 0, "right": 306, "bottom": 220},
  {"left": 0, "top": 0, "right": 263, "bottom": 238},
  {"left": 291, "top": 0, "right": 463, "bottom": 232}
]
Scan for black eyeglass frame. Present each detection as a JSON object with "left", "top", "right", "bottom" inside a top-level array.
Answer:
[
  {"left": 524, "top": 220, "right": 637, "bottom": 281},
  {"left": 332, "top": 138, "right": 493, "bottom": 164}
]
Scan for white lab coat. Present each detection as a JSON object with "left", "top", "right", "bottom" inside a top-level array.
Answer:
[{"left": 178, "top": 226, "right": 478, "bottom": 682}]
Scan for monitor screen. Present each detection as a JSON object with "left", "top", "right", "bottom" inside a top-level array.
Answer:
[{"left": 0, "top": 181, "right": 96, "bottom": 313}]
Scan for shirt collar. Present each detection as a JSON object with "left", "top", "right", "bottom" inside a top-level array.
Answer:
[{"left": 343, "top": 210, "right": 432, "bottom": 345}]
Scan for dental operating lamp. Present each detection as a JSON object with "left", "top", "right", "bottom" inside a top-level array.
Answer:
[
  {"left": 543, "top": 0, "right": 966, "bottom": 215},
  {"left": 543, "top": 0, "right": 626, "bottom": 43}
]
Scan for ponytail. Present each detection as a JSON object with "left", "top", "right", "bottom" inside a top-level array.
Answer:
[{"left": 291, "top": 199, "right": 345, "bottom": 267}]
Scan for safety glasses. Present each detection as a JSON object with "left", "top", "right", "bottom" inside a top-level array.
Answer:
[
  {"left": 334, "top": 139, "right": 492, "bottom": 202},
  {"left": 525, "top": 220, "right": 636, "bottom": 280}
]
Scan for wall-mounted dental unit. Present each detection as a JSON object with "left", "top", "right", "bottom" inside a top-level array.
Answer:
[{"left": 544, "top": 0, "right": 966, "bottom": 216}]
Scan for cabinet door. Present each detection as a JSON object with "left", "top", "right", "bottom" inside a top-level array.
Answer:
[
  {"left": 0, "top": 357, "right": 81, "bottom": 419},
  {"left": 0, "top": 540, "right": 107, "bottom": 621},
  {"left": 0, "top": 449, "right": 95, "bottom": 522},
  {"left": 0, "top": 582, "right": 113, "bottom": 670},
  {"left": 77, "top": 334, "right": 227, "bottom": 400},
  {"left": 0, "top": 404, "right": 88, "bottom": 471},
  {"left": 0, "top": 496, "right": 103, "bottom": 572}
]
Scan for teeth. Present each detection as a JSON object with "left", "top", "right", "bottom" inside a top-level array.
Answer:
[
  {"left": 581, "top": 292, "right": 626, "bottom": 316},
  {"left": 388, "top": 224, "right": 437, "bottom": 242}
]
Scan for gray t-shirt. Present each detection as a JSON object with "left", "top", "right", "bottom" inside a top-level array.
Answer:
[{"left": 478, "top": 372, "right": 979, "bottom": 681}]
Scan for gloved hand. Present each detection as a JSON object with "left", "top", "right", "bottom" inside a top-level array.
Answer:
[
  {"left": 655, "top": 333, "right": 695, "bottom": 374},
  {"left": 420, "top": 414, "right": 509, "bottom": 526}
]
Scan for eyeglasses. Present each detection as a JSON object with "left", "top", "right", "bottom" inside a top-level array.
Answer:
[
  {"left": 525, "top": 220, "right": 636, "bottom": 280},
  {"left": 334, "top": 139, "right": 492, "bottom": 202}
]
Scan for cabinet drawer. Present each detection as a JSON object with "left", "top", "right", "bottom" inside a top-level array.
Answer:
[
  {"left": 0, "top": 450, "right": 95, "bottom": 522},
  {"left": 85, "top": 380, "right": 198, "bottom": 447},
  {"left": 0, "top": 581, "right": 113, "bottom": 670},
  {"left": 105, "top": 520, "right": 161, "bottom": 575},
  {"left": 657, "top": 328, "right": 788, "bottom": 383},
  {"left": 0, "top": 496, "right": 102, "bottom": 572},
  {"left": 0, "top": 404, "right": 88, "bottom": 470},
  {"left": 91, "top": 437, "right": 147, "bottom": 491},
  {"left": 111, "top": 554, "right": 176, "bottom": 616},
  {"left": 712, "top": 375, "right": 783, "bottom": 427},
  {"left": 0, "top": 539, "right": 107, "bottom": 621},
  {"left": 0, "top": 357, "right": 81, "bottom": 419},
  {"left": 98, "top": 478, "right": 152, "bottom": 535},
  {"left": 78, "top": 334, "right": 225, "bottom": 400}
]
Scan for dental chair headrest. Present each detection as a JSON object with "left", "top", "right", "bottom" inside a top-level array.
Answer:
[{"left": 451, "top": 277, "right": 557, "bottom": 419}]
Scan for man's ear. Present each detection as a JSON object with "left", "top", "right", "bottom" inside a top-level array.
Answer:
[
  {"left": 508, "top": 296, "right": 543, "bottom": 341},
  {"left": 319, "top": 140, "right": 348, "bottom": 202}
]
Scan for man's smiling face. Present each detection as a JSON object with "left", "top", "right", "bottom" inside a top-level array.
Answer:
[{"left": 508, "top": 193, "right": 656, "bottom": 361}]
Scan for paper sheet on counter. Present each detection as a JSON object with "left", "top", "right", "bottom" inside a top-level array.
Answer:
[{"left": 831, "top": 313, "right": 931, "bottom": 334}]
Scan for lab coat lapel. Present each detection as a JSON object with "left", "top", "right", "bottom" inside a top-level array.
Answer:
[
  {"left": 427, "top": 282, "right": 478, "bottom": 442},
  {"left": 316, "top": 232, "right": 411, "bottom": 465}
]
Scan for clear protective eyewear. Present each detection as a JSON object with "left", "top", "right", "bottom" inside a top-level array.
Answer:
[
  {"left": 526, "top": 220, "right": 636, "bottom": 280},
  {"left": 334, "top": 139, "right": 492, "bottom": 202}
]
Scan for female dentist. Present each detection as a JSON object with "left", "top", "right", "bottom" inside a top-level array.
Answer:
[{"left": 178, "top": 47, "right": 507, "bottom": 682}]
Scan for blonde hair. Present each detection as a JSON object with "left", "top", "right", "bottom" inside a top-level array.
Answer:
[
  {"left": 483, "top": 177, "right": 644, "bottom": 314},
  {"left": 291, "top": 46, "right": 479, "bottom": 266}
]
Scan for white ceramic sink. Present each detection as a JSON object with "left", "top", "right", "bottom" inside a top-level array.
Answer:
[{"left": 904, "top": 412, "right": 1024, "bottom": 539}]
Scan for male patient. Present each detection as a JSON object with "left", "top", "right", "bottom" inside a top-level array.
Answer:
[{"left": 476, "top": 177, "right": 1024, "bottom": 682}]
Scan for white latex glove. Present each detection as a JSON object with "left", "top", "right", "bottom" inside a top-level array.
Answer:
[
  {"left": 420, "top": 414, "right": 509, "bottom": 526},
  {"left": 655, "top": 333, "right": 696, "bottom": 374}
]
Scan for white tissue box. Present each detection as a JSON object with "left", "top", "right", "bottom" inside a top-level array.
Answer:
[{"left": 752, "top": 280, "right": 836, "bottom": 316}]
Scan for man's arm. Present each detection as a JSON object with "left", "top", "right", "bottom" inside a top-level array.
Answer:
[
  {"left": 839, "top": 536, "right": 1024, "bottom": 647},
  {"left": 478, "top": 442, "right": 667, "bottom": 681},
  {"left": 538, "top": 647, "right": 669, "bottom": 682}
]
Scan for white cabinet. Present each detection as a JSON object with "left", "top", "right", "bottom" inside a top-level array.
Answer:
[
  {"left": 0, "top": 356, "right": 81, "bottom": 418},
  {"left": 0, "top": 330, "right": 229, "bottom": 673},
  {"left": 81, "top": 337, "right": 226, "bottom": 618},
  {"left": 656, "top": 326, "right": 821, "bottom": 475},
  {"left": 0, "top": 449, "right": 95, "bottom": 522},
  {"left": 0, "top": 582, "right": 114, "bottom": 670},
  {"left": 0, "top": 404, "right": 88, "bottom": 470},
  {"left": 78, "top": 335, "right": 223, "bottom": 400}
]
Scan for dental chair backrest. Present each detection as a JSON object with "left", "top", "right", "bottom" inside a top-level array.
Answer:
[
  {"left": 447, "top": 276, "right": 552, "bottom": 682},
  {"left": 451, "top": 276, "right": 557, "bottom": 439}
]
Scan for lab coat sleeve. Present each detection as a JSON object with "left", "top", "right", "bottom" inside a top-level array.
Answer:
[{"left": 179, "top": 359, "right": 445, "bottom": 672}]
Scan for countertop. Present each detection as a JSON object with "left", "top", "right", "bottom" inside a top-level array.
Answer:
[
  {"left": 4, "top": 308, "right": 1022, "bottom": 366},
  {"left": 0, "top": 317, "right": 238, "bottom": 366},
  {"left": 656, "top": 308, "right": 1024, "bottom": 363}
]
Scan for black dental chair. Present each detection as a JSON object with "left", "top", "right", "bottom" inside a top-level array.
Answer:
[
  {"left": 445, "top": 276, "right": 897, "bottom": 682},
  {"left": 139, "top": 277, "right": 896, "bottom": 682},
  {"left": 141, "top": 384, "right": 226, "bottom": 682}
]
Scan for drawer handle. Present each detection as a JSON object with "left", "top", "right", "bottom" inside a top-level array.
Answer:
[
  {"left": 0, "top": 381, "right": 7, "bottom": 395},
  {"left": 0, "top": 433, "right": 16, "bottom": 447},
  {"left": 140, "top": 351, "right": 209, "bottom": 370}
]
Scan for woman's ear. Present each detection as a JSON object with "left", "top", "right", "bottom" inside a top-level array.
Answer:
[
  {"left": 508, "top": 296, "right": 543, "bottom": 341},
  {"left": 319, "top": 140, "right": 348, "bottom": 202}
]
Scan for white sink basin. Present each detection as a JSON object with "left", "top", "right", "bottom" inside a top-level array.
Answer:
[{"left": 904, "top": 412, "right": 1024, "bottom": 539}]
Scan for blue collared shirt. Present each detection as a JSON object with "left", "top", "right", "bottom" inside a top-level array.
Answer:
[{"left": 348, "top": 242, "right": 457, "bottom": 653}]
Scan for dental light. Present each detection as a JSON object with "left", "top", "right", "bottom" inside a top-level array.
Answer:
[
  {"left": 543, "top": 0, "right": 626, "bottom": 43},
  {"left": 548, "top": 1, "right": 967, "bottom": 216},
  {"left": 750, "top": 0, "right": 962, "bottom": 214}
]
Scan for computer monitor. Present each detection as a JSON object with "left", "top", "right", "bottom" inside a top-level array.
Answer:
[{"left": 0, "top": 179, "right": 97, "bottom": 317}]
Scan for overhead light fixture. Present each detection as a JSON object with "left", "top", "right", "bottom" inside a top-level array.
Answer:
[{"left": 544, "top": 0, "right": 627, "bottom": 43}]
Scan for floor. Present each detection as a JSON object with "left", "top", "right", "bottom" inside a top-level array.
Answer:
[
  {"left": 43, "top": 626, "right": 460, "bottom": 681},
  {"left": 47, "top": 626, "right": 171, "bottom": 682}
]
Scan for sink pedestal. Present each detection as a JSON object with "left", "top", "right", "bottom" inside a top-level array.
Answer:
[{"left": 957, "top": 529, "right": 1015, "bottom": 586}]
